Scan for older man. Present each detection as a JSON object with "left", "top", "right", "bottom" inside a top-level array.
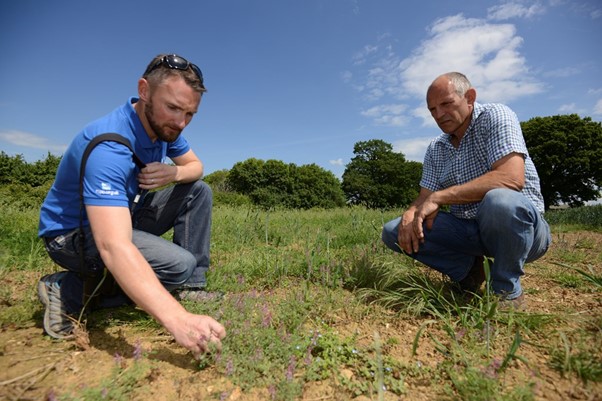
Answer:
[{"left": 382, "top": 72, "right": 551, "bottom": 308}]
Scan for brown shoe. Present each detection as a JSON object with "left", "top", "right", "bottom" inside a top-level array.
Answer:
[
  {"left": 458, "top": 256, "right": 485, "bottom": 294},
  {"left": 498, "top": 292, "right": 526, "bottom": 311}
]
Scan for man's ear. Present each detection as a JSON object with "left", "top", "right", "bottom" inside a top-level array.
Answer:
[
  {"left": 465, "top": 88, "right": 477, "bottom": 105},
  {"left": 138, "top": 78, "right": 149, "bottom": 102}
]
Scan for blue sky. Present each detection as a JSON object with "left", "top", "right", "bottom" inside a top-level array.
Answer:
[{"left": 1, "top": 0, "right": 601, "bottom": 178}]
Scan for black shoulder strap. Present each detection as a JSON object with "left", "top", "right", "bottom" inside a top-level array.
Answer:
[
  {"left": 79, "top": 133, "right": 145, "bottom": 189},
  {"left": 79, "top": 133, "right": 146, "bottom": 278}
]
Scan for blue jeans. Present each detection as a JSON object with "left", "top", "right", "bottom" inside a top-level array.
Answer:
[
  {"left": 43, "top": 180, "right": 213, "bottom": 314},
  {"left": 381, "top": 189, "right": 551, "bottom": 299}
]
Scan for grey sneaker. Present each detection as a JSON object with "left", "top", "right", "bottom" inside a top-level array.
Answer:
[
  {"left": 174, "top": 289, "right": 224, "bottom": 302},
  {"left": 37, "top": 272, "right": 75, "bottom": 339}
]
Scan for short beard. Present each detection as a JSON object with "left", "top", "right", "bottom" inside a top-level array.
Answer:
[{"left": 144, "top": 99, "right": 182, "bottom": 143}]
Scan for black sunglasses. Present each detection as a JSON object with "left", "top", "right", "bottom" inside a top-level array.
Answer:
[{"left": 144, "top": 54, "right": 204, "bottom": 85}]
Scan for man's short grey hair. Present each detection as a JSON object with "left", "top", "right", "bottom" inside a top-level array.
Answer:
[{"left": 445, "top": 72, "right": 472, "bottom": 97}]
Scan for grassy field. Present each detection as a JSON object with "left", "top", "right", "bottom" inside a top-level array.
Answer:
[{"left": 0, "top": 204, "right": 601, "bottom": 401}]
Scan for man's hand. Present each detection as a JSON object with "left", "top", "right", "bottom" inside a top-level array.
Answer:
[
  {"left": 413, "top": 196, "right": 440, "bottom": 242},
  {"left": 398, "top": 189, "right": 438, "bottom": 254},
  {"left": 168, "top": 313, "right": 227, "bottom": 359},
  {"left": 398, "top": 209, "right": 421, "bottom": 254},
  {"left": 138, "top": 162, "right": 177, "bottom": 189}
]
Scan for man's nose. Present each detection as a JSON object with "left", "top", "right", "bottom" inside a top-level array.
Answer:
[{"left": 175, "top": 113, "right": 188, "bottom": 129}]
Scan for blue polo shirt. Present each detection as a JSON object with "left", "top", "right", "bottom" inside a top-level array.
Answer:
[{"left": 38, "top": 97, "right": 190, "bottom": 238}]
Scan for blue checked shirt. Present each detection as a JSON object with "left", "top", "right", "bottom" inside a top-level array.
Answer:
[{"left": 420, "top": 102, "right": 545, "bottom": 219}]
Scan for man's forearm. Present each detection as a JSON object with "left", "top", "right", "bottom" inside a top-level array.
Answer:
[
  {"left": 100, "top": 243, "right": 187, "bottom": 329},
  {"left": 430, "top": 169, "right": 523, "bottom": 206},
  {"left": 174, "top": 160, "right": 204, "bottom": 183}
]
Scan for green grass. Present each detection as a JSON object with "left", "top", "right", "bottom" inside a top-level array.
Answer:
[
  {"left": 545, "top": 204, "right": 602, "bottom": 231},
  {"left": 1, "top": 203, "right": 601, "bottom": 400}
]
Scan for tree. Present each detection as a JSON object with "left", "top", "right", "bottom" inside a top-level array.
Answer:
[
  {"left": 521, "top": 114, "right": 602, "bottom": 209},
  {"left": 203, "top": 169, "right": 230, "bottom": 192},
  {"left": 291, "top": 163, "right": 345, "bottom": 209},
  {"left": 341, "top": 139, "right": 422, "bottom": 209},
  {"left": 0, "top": 151, "right": 60, "bottom": 186},
  {"left": 226, "top": 158, "right": 345, "bottom": 209}
]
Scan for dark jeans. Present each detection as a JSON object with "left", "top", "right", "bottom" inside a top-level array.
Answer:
[
  {"left": 43, "top": 180, "right": 213, "bottom": 314},
  {"left": 381, "top": 189, "right": 551, "bottom": 298}
]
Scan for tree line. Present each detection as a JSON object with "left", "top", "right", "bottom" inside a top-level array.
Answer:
[{"left": 1, "top": 114, "right": 601, "bottom": 210}]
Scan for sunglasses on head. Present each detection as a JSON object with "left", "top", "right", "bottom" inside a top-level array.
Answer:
[{"left": 144, "top": 54, "right": 204, "bottom": 85}]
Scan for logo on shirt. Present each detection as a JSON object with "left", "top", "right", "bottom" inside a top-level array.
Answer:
[{"left": 95, "top": 182, "right": 119, "bottom": 196}]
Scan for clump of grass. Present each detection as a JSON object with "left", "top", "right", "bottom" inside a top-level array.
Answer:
[{"left": 549, "top": 332, "right": 602, "bottom": 383}]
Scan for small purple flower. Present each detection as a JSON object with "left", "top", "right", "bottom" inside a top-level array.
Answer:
[
  {"left": 47, "top": 389, "right": 58, "bottom": 401},
  {"left": 481, "top": 358, "right": 502, "bottom": 379},
  {"left": 268, "top": 384, "right": 277, "bottom": 400},
  {"left": 286, "top": 356, "right": 296, "bottom": 381},
  {"left": 133, "top": 339, "right": 143, "bottom": 361},
  {"left": 226, "top": 358, "right": 234, "bottom": 375},
  {"left": 261, "top": 303, "right": 273, "bottom": 327},
  {"left": 304, "top": 351, "right": 313, "bottom": 365}
]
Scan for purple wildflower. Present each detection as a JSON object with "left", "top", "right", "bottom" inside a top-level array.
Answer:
[
  {"left": 46, "top": 389, "right": 58, "bottom": 401},
  {"left": 225, "top": 358, "right": 234, "bottom": 375},
  {"left": 261, "top": 303, "right": 273, "bottom": 327},
  {"left": 482, "top": 358, "right": 502, "bottom": 379},
  {"left": 268, "top": 384, "right": 277, "bottom": 400},
  {"left": 133, "top": 339, "right": 143, "bottom": 361},
  {"left": 286, "top": 356, "right": 297, "bottom": 381}
]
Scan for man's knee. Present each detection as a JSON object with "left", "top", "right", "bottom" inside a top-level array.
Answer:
[
  {"left": 478, "top": 188, "right": 529, "bottom": 220},
  {"left": 382, "top": 218, "right": 401, "bottom": 252},
  {"left": 192, "top": 180, "right": 213, "bottom": 199},
  {"left": 163, "top": 250, "right": 197, "bottom": 288}
]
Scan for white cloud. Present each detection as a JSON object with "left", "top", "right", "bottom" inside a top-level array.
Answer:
[
  {"left": 341, "top": 70, "right": 352, "bottom": 83},
  {"left": 412, "top": 106, "right": 437, "bottom": 127},
  {"left": 361, "top": 104, "right": 409, "bottom": 126},
  {"left": 588, "top": 88, "right": 602, "bottom": 95},
  {"left": 543, "top": 67, "right": 581, "bottom": 78},
  {"left": 349, "top": 13, "right": 544, "bottom": 128},
  {"left": 487, "top": 2, "right": 545, "bottom": 20},
  {"left": 352, "top": 44, "right": 379, "bottom": 65},
  {"left": 558, "top": 103, "right": 587, "bottom": 115},
  {"left": 593, "top": 99, "right": 602, "bottom": 116},
  {"left": 0, "top": 130, "right": 67, "bottom": 152},
  {"left": 392, "top": 137, "right": 433, "bottom": 162},
  {"left": 329, "top": 158, "right": 344, "bottom": 166},
  {"left": 399, "top": 14, "right": 544, "bottom": 103}
]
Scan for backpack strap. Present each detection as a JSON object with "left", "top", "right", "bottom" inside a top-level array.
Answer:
[{"left": 78, "top": 133, "right": 146, "bottom": 282}]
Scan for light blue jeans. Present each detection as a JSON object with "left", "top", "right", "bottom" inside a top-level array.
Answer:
[
  {"left": 43, "top": 180, "right": 213, "bottom": 314},
  {"left": 381, "top": 188, "right": 551, "bottom": 299}
]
